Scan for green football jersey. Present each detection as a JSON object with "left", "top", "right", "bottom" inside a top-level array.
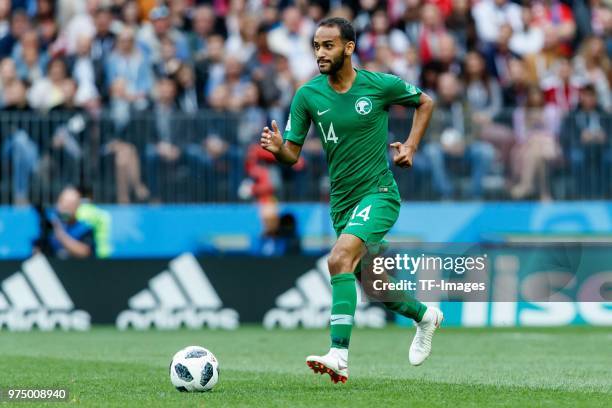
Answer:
[{"left": 283, "top": 68, "right": 422, "bottom": 214}]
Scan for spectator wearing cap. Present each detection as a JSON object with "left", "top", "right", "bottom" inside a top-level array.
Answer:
[{"left": 138, "top": 5, "right": 189, "bottom": 64}]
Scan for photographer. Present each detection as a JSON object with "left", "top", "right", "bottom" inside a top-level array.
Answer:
[{"left": 34, "top": 187, "right": 95, "bottom": 259}]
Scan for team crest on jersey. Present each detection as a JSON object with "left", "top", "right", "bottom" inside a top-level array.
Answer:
[{"left": 355, "top": 97, "right": 372, "bottom": 115}]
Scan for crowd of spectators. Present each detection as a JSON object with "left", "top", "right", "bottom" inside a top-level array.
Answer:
[{"left": 0, "top": 0, "right": 610, "bottom": 204}]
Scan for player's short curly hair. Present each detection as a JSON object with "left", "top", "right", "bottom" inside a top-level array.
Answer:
[{"left": 317, "top": 17, "right": 356, "bottom": 44}]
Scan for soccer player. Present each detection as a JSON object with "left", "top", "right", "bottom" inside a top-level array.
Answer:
[{"left": 260, "top": 17, "right": 442, "bottom": 383}]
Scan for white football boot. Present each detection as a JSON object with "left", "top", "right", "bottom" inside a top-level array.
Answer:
[
  {"left": 409, "top": 306, "right": 444, "bottom": 366},
  {"left": 306, "top": 348, "right": 349, "bottom": 384}
]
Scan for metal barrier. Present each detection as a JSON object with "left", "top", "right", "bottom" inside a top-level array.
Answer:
[{"left": 1, "top": 108, "right": 610, "bottom": 205}]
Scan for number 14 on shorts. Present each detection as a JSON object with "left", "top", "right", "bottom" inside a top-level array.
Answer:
[{"left": 349, "top": 205, "right": 371, "bottom": 225}]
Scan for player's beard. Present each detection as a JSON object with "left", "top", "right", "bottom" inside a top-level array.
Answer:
[{"left": 319, "top": 52, "right": 346, "bottom": 75}]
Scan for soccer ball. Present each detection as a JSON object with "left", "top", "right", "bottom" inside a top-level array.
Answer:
[{"left": 169, "top": 346, "right": 219, "bottom": 392}]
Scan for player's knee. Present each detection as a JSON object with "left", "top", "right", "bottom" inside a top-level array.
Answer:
[{"left": 328, "top": 247, "right": 358, "bottom": 275}]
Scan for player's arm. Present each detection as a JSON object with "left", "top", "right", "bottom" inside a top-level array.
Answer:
[
  {"left": 262, "top": 88, "right": 310, "bottom": 165},
  {"left": 391, "top": 92, "right": 435, "bottom": 168},
  {"left": 260, "top": 120, "right": 302, "bottom": 165}
]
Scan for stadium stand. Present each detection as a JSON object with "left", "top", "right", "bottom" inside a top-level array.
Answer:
[{"left": 0, "top": 0, "right": 610, "bottom": 205}]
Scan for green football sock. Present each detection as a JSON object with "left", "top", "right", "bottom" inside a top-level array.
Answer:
[
  {"left": 354, "top": 262, "right": 427, "bottom": 322},
  {"left": 330, "top": 273, "right": 357, "bottom": 349},
  {"left": 384, "top": 296, "right": 427, "bottom": 322}
]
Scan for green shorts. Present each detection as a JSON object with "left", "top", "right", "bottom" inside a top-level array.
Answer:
[{"left": 331, "top": 188, "right": 400, "bottom": 245}]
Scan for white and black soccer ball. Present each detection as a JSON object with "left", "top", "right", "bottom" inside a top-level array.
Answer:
[{"left": 169, "top": 346, "right": 219, "bottom": 392}]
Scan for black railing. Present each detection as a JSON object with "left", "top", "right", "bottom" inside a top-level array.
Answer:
[{"left": 1, "top": 108, "right": 610, "bottom": 205}]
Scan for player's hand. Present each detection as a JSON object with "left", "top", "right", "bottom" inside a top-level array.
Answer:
[
  {"left": 390, "top": 142, "right": 416, "bottom": 168},
  {"left": 260, "top": 120, "right": 283, "bottom": 154}
]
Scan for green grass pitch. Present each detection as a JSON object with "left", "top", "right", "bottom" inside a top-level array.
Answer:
[{"left": 1, "top": 326, "right": 610, "bottom": 407}]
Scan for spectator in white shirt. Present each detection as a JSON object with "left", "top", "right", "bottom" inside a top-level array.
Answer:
[
  {"left": 267, "top": 6, "right": 317, "bottom": 83},
  {"left": 473, "top": 0, "right": 522, "bottom": 46},
  {"left": 62, "top": 0, "right": 98, "bottom": 54},
  {"left": 68, "top": 35, "right": 101, "bottom": 107},
  {"left": 509, "top": 6, "right": 544, "bottom": 56}
]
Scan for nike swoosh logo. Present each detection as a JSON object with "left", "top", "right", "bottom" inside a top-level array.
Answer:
[
  {"left": 347, "top": 222, "right": 363, "bottom": 227},
  {"left": 317, "top": 109, "right": 330, "bottom": 116}
]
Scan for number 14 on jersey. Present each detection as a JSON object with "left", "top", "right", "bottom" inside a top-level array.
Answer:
[{"left": 318, "top": 122, "right": 338, "bottom": 144}]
